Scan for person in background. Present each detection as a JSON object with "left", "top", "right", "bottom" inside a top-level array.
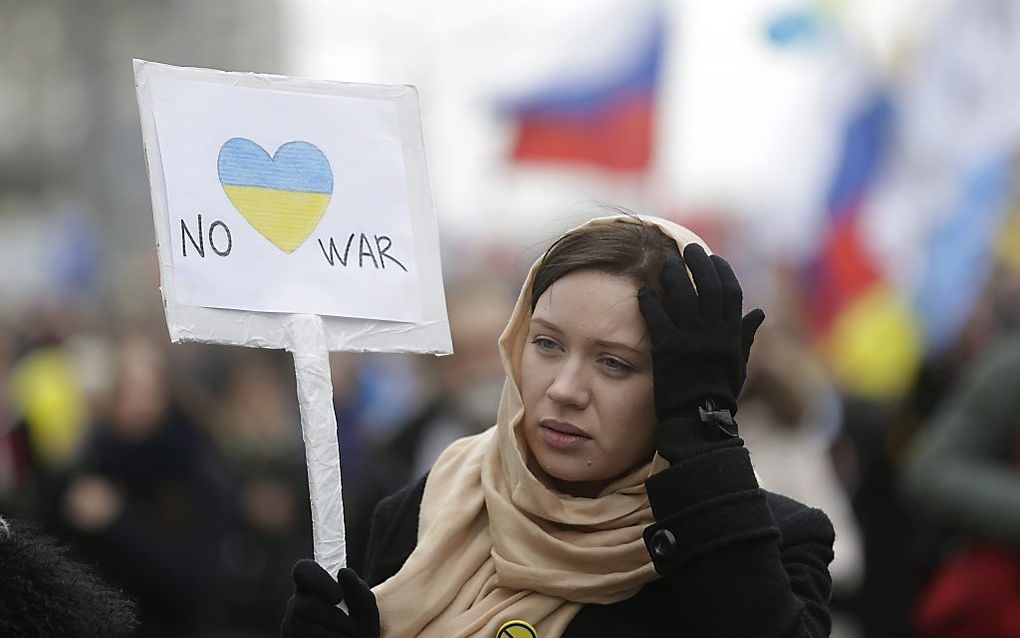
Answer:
[
  {"left": 345, "top": 277, "right": 515, "bottom": 573},
  {"left": 401, "top": 278, "right": 516, "bottom": 479},
  {"left": 739, "top": 323, "right": 863, "bottom": 636},
  {"left": 213, "top": 350, "right": 313, "bottom": 636},
  {"left": 54, "top": 333, "right": 232, "bottom": 637},
  {"left": 8, "top": 303, "right": 95, "bottom": 516},
  {"left": 902, "top": 334, "right": 1020, "bottom": 638}
]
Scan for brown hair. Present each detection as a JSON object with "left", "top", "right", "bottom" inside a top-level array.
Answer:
[{"left": 531, "top": 218, "right": 682, "bottom": 310}]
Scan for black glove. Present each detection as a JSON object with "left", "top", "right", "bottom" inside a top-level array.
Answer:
[
  {"left": 281, "top": 560, "right": 380, "bottom": 638},
  {"left": 638, "top": 244, "right": 764, "bottom": 461}
]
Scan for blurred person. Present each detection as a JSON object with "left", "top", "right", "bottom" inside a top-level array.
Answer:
[
  {"left": 739, "top": 322, "right": 864, "bottom": 637},
  {"left": 902, "top": 334, "right": 1020, "bottom": 638},
  {"left": 315, "top": 349, "right": 419, "bottom": 575},
  {"left": 402, "top": 278, "right": 516, "bottom": 478},
  {"left": 344, "top": 277, "right": 514, "bottom": 574},
  {"left": 8, "top": 302, "right": 93, "bottom": 511},
  {"left": 839, "top": 263, "right": 1010, "bottom": 638},
  {"left": 211, "top": 350, "right": 313, "bottom": 636},
  {"left": 0, "top": 514, "right": 138, "bottom": 637},
  {"left": 336, "top": 354, "right": 424, "bottom": 487},
  {"left": 834, "top": 348, "right": 993, "bottom": 638},
  {"left": 54, "top": 332, "right": 232, "bottom": 637},
  {"left": 4, "top": 298, "right": 117, "bottom": 520},
  {"left": 378, "top": 279, "right": 514, "bottom": 482},
  {"left": 281, "top": 214, "right": 835, "bottom": 637}
]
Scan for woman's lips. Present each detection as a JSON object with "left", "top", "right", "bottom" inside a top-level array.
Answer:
[{"left": 539, "top": 419, "right": 591, "bottom": 450}]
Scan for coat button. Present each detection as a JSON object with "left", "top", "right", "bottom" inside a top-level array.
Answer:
[{"left": 649, "top": 529, "right": 677, "bottom": 561}]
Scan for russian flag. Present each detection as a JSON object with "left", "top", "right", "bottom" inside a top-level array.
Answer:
[{"left": 504, "top": 3, "right": 665, "bottom": 172}]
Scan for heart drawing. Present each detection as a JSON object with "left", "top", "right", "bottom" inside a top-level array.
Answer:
[{"left": 217, "top": 138, "right": 332, "bottom": 253}]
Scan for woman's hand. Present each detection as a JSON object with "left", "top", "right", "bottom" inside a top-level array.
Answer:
[
  {"left": 281, "top": 560, "right": 380, "bottom": 638},
  {"left": 638, "top": 244, "right": 764, "bottom": 460}
]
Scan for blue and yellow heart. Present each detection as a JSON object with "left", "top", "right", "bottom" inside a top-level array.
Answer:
[{"left": 217, "top": 137, "right": 333, "bottom": 253}]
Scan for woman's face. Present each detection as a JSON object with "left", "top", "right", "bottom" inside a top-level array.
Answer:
[{"left": 520, "top": 268, "right": 658, "bottom": 497}]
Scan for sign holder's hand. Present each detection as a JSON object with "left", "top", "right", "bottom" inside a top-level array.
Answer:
[{"left": 282, "top": 560, "right": 379, "bottom": 638}]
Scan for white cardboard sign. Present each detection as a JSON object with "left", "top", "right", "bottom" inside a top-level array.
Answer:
[
  {"left": 134, "top": 60, "right": 452, "bottom": 577},
  {"left": 135, "top": 59, "right": 452, "bottom": 354}
]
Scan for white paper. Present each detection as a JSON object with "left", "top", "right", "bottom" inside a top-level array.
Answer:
[
  {"left": 134, "top": 59, "right": 452, "bottom": 355},
  {"left": 149, "top": 75, "right": 420, "bottom": 323}
]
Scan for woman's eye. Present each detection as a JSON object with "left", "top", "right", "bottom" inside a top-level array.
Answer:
[
  {"left": 599, "top": 357, "right": 632, "bottom": 373},
  {"left": 531, "top": 337, "right": 560, "bottom": 352}
]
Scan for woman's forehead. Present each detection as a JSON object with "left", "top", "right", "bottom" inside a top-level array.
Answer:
[{"left": 530, "top": 270, "right": 648, "bottom": 345}]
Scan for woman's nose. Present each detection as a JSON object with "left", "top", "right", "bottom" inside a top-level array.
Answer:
[{"left": 546, "top": 360, "right": 590, "bottom": 409}]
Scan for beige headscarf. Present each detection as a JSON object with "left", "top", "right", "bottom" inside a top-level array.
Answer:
[{"left": 373, "top": 215, "right": 710, "bottom": 637}]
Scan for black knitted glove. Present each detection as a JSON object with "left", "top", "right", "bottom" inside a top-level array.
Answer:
[
  {"left": 638, "top": 244, "right": 764, "bottom": 461},
  {"left": 281, "top": 560, "right": 380, "bottom": 638}
]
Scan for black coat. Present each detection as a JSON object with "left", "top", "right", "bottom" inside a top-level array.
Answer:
[{"left": 363, "top": 438, "right": 835, "bottom": 637}]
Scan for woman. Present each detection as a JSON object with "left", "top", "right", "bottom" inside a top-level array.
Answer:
[{"left": 281, "top": 214, "right": 835, "bottom": 637}]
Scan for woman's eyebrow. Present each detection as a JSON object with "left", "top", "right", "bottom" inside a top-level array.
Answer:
[
  {"left": 593, "top": 338, "right": 647, "bottom": 358},
  {"left": 529, "top": 317, "right": 561, "bottom": 332}
]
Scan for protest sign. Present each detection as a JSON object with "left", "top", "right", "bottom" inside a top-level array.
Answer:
[{"left": 135, "top": 59, "right": 452, "bottom": 578}]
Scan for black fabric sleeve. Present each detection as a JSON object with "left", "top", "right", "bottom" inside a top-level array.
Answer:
[
  {"left": 363, "top": 474, "right": 427, "bottom": 588},
  {"left": 643, "top": 439, "right": 835, "bottom": 638}
]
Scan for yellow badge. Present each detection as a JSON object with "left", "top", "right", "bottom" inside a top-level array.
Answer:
[{"left": 497, "top": 620, "right": 538, "bottom": 638}]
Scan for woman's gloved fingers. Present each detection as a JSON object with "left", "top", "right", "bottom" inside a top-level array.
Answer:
[
  {"left": 293, "top": 559, "right": 344, "bottom": 605},
  {"left": 292, "top": 594, "right": 357, "bottom": 633},
  {"left": 709, "top": 254, "right": 743, "bottom": 320},
  {"left": 338, "top": 567, "right": 381, "bottom": 637},
  {"left": 638, "top": 288, "right": 674, "bottom": 346},
  {"left": 740, "top": 309, "right": 766, "bottom": 362},
  {"left": 660, "top": 255, "right": 697, "bottom": 325},
  {"left": 682, "top": 243, "right": 722, "bottom": 323}
]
